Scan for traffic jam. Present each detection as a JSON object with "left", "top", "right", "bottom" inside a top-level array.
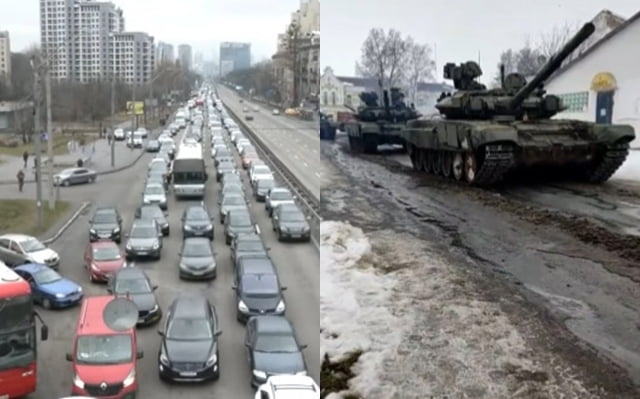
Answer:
[{"left": 0, "top": 85, "right": 319, "bottom": 399}]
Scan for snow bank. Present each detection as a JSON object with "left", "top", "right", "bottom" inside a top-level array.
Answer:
[{"left": 612, "top": 150, "right": 640, "bottom": 182}]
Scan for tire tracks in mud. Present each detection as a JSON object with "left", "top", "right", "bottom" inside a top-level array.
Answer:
[{"left": 344, "top": 143, "right": 640, "bottom": 284}]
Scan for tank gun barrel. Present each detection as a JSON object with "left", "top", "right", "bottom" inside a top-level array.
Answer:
[{"left": 507, "top": 22, "right": 595, "bottom": 109}]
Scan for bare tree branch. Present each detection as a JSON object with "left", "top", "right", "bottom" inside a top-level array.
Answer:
[
  {"left": 538, "top": 21, "right": 581, "bottom": 59},
  {"left": 404, "top": 37, "right": 435, "bottom": 105}
]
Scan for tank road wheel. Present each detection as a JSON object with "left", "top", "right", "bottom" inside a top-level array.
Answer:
[
  {"left": 409, "top": 146, "right": 420, "bottom": 171},
  {"left": 432, "top": 151, "right": 442, "bottom": 175},
  {"left": 363, "top": 135, "right": 378, "bottom": 154},
  {"left": 422, "top": 150, "right": 432, "bottom": 173},
  {"left": 465, "top": 152, "right": 479, "bottom": 184},
  {"left": 452, "top": 153, "right": 464, "bottom": 181},
  {"left": 442, "top": 152, "right": 452, "bottom": 178}
]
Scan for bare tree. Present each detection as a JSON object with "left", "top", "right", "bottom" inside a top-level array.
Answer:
[
  {"left": 404, "top": 37, "right": 435, "bottom": 105},
  {"left": 357, "top": 28, "right": 409, "bottom": 95},
  {"left": 538, "top": 21, "right": 581, "bottom": 59}
]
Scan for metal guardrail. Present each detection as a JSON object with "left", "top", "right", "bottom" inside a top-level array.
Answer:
[{"left": 221, "top": 96, "right": 321, "bottom": 248}]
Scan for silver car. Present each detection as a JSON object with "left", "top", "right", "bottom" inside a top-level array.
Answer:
[
  {"left": 53, "top": 168, "right": 97, "bottom": 186},
  {"left": 219, "top": 194, "right": 249, "bottom": 224},
  {"left": 142, "top": 183, "right": 168, "bottom": 210},
  {"left": 265, "top": 188, "right": 296, "bottom": 216}
]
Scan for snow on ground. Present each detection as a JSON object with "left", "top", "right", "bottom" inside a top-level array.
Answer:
[
  {"left": 321, "top": 220, "right": 601, "bottom": 399},
  {"left": 613, "top": 150, "right": 640, "bottom": 182}
]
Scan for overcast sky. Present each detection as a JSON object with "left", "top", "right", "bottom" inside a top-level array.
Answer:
[
  {"left": 2, "top": 0, "right": 299, "bottom": 62},
  {"left": 321, "top": 0, "right": 639, "bottom": 84}
]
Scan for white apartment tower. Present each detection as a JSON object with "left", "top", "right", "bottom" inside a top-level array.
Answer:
[
  {"left": 0, "top": 31, "right": 10, "bottom": 84},
  {"left": 40, "top": 0, "right": 154, "bottom": 84}
]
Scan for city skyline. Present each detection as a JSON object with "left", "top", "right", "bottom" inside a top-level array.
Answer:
[{"left": 3, "top": 0, "right": 301, "bottom": 64}]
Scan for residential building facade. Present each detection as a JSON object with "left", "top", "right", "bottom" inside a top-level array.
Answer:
[
  {"left": 0, "top": 31, "right": 11, "bottom": 84},
  {"left": 177, "top": 44, "right": 192, "bottom": 71},
  {"left": 545, "top": 11, "right": 640, "bottom": 148},
  {"left": 219, "top": 42, "right": 251, "bottom": 76},
  {"left": 112, "top": 32, "right": 155, "bottom": 85}
]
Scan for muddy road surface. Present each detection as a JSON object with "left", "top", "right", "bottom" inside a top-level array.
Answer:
[{"left": 320, "top": 135, "right": 640, "bottom": 398}]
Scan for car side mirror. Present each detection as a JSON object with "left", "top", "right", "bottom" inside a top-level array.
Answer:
[
  {"left": 66, "top": 353, "right": 72, "bottom": 361},
  {"left": 157, "top": 330, "right": 164, "bottom": 336},
  {"left": 307, "top": 215, "right": 312, "bottom": 220},
  {"left": 299, "top": 344, "right": 308, "bottom": 350},
  {"left": 137, "top": 350, "right": 144, "bottom": 359},
  {"left": 152, "top": 285, "right": 158, "bottom": 291},
  {"left": 41, "top": 325, "right": 49, "bottom": 341},
  {"left": 215, "top": 330, "right": 222, "bottom": 337},
  {"left": 260, "top": 391, "right": 269, "bottom": 399},
  {"left": 178, "top": 251, "right": 182, "bottom": 256},
  {"left": 266, "top": 247, "right": 271, "bottom": 251},
  {"left": 231, "top": 286, "right": 237, "bottom": 290},
  {"left": 107, "top": 287, "right": 113, "bottom": 294},
  {"left": 281, "top": 286, "right": 288, "bottom": 291},
  {"left": 293, "top": 195, "right": 298, "bottom": 199}
]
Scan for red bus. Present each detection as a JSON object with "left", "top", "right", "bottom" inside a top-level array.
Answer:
[{"left": 0, "top": 262, "right": 49, "bottom": 398}]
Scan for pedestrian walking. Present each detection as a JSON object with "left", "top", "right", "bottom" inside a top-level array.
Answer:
[
  {"left": 17, "top": 169, "right": 24, "bottom": 192},
  {"left": 22, "top": 151, "right": 28, "bottom": 168}
]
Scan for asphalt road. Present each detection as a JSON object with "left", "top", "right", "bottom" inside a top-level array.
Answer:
[
  {"left": 30, "top": 118, "right": 320, "bottom": 397},
  {"left": 217, "top": 86, "right": 320, "bottom": 201}
]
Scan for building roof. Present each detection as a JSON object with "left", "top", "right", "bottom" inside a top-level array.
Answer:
[
  {"left": 549, "top": 10, "right": 640, "bottom": 81},
  {"left": 335, "top": 76, "right": 454, "bottom": 92}
]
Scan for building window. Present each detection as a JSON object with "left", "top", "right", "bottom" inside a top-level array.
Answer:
[
  {"left": 557, "top": 91, "right": 588, "bottom": 112},
  {"left": 331, "top": 92, "right": 336, "bottom": 106},
  {"left": 323, "top": 91, "right": 328, "bottom": 105},
  {"left": 346, "top": 94, "right": 352, "bottom": 106}
]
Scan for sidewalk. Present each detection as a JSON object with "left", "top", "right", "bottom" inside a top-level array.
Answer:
[{"left": 0, "top": 120, "right": 161, "bottom": 184}]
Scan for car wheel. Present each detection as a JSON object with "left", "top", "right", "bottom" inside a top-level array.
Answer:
[
  {"left": 63, "top": 179, "right": 70, "bottom": 186},
  {"left": 277, "top": 229, "right": 283, "bottom": 242},
  {"left": 42, "top": 298, "right": 52, "bottom": 309},
  {"left": 225, "top": 235, "right": 231, "bottom": 245},
  {"left": 89, "top": 176, "right": 95, "bottom": 183}
]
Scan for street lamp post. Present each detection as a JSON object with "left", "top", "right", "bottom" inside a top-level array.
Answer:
[
  {"left": 110, "top": 33, "right": 116, "bottom": 167},
  {"left": 31, "top": 57, "right": 44, "bottom": 229}
]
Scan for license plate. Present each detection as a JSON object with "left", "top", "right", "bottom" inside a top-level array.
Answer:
[
  {"left": 291, "top": 234, "right": 300, "bottom": 238},
  {"left": 180, "top": 371, "right": 197, "bottom": 377},
  {"left": 138, "top": 251, "right": 148, "bottom": 255}
]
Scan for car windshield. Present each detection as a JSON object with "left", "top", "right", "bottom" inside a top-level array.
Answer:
[
  {"left": 217, "top": 149, "right": 231, "bottom": 156},
  {"left": 115, "top": 277, "right": 150, "bottom": 294},
  {"left": 149, "top": 141, "right": 159, "bottom": 146},
  {"left": 238, "top": 240, "right": 265, "bottom": 252},
  {"left": 271, "top": 191, "right": 292, "bottom": 200},
  {"left": 242, "top": 274, "right": 279, "bottom": 297},
  {"left": 167, "top": 318, "right": 212, "bottom": 340},
  {"left": 131, "top": 226, "right": 156, "bottom": 238},
  {"left": 231, "top": 213, "right": 252, "bottom": 227},
  {"left": 33, "top": 268, "right": 62, "bottom": 284},
  {"left": 76, "top": 334, "right": 132, "bottom": 365},
  {"left": 145, "top": 186, "right": 164, "bottom": 195},
  {"left": 183, "top": 242, "right": 212, "bottom": 257},
  {"left": 141, "top": 206, "right": 163, "bottom": 218},
  {"left": 186, "top": 208, "right": 208, "bottom": 221},
  {"left": 223, "top": 196, "right": 244, "bottom": 206},
  {"left": 281, "top": 212, "right": 306, "bottom": 222},
  {"left": 254, "top": 166, "right": 270, "bottom": 174},
  {"left": 92, "top": 213, "right": 116, "bottom": 224},
  {"left": 223, "top": 185, "right": 242, "bottom": 193},
  {"left": 254, "top": 332, "right": 299, "bottom": 353},
  {"left": 20, "top": 238, "right": 46, "bottom": 253},
  {"left": 93, "top": 247, "right": 122, "bottom": 261},
  {"left": 258, "top": 180, "right": 274, "bottom": 189},
  {"left": 134, "top": 132, "right": 144, "bottom": 139}
]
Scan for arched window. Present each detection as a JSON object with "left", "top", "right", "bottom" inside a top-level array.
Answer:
[
  {"left": 346, "top": 94, "right": 352, "bottom": 106},
  {"left": 331, "top": 92, "right": 336, "bottom": 105},
  {"left": 323, "top": 91, "right": 328, "bottom": 105}
]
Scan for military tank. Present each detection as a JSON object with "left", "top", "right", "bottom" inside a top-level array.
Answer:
[
  {"left": 402, "top": 22, "right": 635, "bottom": 185},
  {"left": 344, "top": 88, "right": 421, "bottom": 153}
]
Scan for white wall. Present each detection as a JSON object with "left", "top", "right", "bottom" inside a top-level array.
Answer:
[{"left": 545, "top": 19, "right": 640, "bottom": 147}]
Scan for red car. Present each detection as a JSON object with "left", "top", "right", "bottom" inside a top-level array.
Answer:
[
  {"left": 84, "top": 240, "right": 126, "bottom": 282},
  {"left": 242, "top": 152, "right": 259, "bottom": 169}
]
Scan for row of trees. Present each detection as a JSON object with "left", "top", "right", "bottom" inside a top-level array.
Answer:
[
  {"left": 356, "top": 28, "right": 435, "bottom": 105},
  {"left": 224, "top": 60, "right": 281, "bottom": 104}
]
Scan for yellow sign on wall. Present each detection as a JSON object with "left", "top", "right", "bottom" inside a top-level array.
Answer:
[
  {"left": 126, "top": 101, "right": 145, "bottom": 115},
  {"left": 591, "top": 72, "right": 617, "bottom": 92}
]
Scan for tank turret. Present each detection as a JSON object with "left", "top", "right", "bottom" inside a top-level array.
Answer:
[
  {"left": 353, "top": 88, "right": 421, "bottom": 123},
  {"left": 435, "top": 22, "right": 596, "bottom": 120}
]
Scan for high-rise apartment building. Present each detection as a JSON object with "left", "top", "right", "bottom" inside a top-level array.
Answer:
[
  {"left": 0, "top": 31, "right": 10, "bottom": 84},
  {"left": 219, "top": 42, "right": 251, "bottom": 76},
  {"left": 156, "top": 41, "right": 174, "bottom": 65},
  {"left": 111, "top": 32, "right": 155, "bottom": 85},
  {"left": 40, "top": 0, "right": 155, "bottom": 84},
  {"left": 177, "top": 44, "right": 192, "bottom": 71}
]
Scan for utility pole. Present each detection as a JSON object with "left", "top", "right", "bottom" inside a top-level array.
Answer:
[
  {"left": 45, "top": 63, "right": 55, "bottom": 210},
  {"left": 131, "top": 83, "right": 136, "bottom": 134},
  {"left": 110, "top": 44, "right": 116, "bottom": 167},
  {"left": 32, "top": 59, "right": 44, "bottom": 229}
]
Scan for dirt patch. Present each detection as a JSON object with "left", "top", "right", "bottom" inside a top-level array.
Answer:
[{"left": 321, "top": 351, "right": 363, "bottom": 399}]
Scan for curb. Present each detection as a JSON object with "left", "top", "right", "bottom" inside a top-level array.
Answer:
[{"left": 42, "top": 201, "right": 91, "bottom": 244}]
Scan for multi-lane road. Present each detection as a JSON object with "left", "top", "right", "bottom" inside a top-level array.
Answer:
[
  {"left": 30, "top": 104, "right": 319, "bottom": 397},
  {"left": 217, "top": 86, "right": 320, "bottom": 201}
]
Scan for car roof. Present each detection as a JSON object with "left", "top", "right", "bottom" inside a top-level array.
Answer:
[
  {"left": 270, "top": 187, "right": 290, "bottom": 194},
  {"left": 171, "top": 295, "right": 210, "bottom": 319},
  {"left": 90, "top": 240, "right": 119, "bottom": 249},
  {"left": 253, "top": 315, "right": 294, "bottom": 334},
  {"left": 0, "top": 233, "right": 34, "bottom": 241},
  {"left": 77, "top": 295, "right": 134, "bottom": 335},
  {"left": 15, "top": 263, "right": 49, "bottom": 274},
  {"left": 264, "top": 375, "right": 319, "bottom": 397},
  {"left": 239, "top": 256, "right": 275, "bottom": 273}
]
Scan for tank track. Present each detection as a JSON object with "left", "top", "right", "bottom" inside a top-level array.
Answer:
[
  {"left": 472, "top": 145, "right": 515, "bottom": 185},
  {"left": 585, "top": 142, "right": 629, "bottom": 183}
]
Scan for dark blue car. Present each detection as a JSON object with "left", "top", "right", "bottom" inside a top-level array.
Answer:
[{"left": 14, "top": 263, "right": 83, "bottom": 309}]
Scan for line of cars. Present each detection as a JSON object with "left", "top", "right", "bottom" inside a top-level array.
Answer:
[{"left": 207, "top": 87, "right": 318, "bottom": 398}]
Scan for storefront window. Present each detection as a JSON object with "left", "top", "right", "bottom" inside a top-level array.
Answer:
[{"left": 557, "top": 91, "right": 589, "bottom": 112}]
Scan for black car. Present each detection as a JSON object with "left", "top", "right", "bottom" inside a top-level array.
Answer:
[
  {"left": 178, "top": 237, "right": 217, "bottom": 280},
  {"left": 135, "top": 205, "right": 170, "bottom": 235},
  {"left": 231, "top": 233, "right": 269, "bottom": 266},
  {"left": 158, "top": 295, "right": 222, "bottom": 382},
  {"left": 107, "top": 267, "right": 162, "bottom": 326},
  {"left": 245, "top": 316, "right": 307, "bottom": 387},
  {"left": 182, "top": 205, "right": 214, "bottom": 240},
  {"left": 125, "top": 219, "right": 163, "bottom": 260},
  {"left": 254, "top": 179, "right": 275, "bottom": 202},
  {"left": 234, "top": 268, "right": 286, "bottom": 323},
  {"left": 89, "top": 206, "right": 122, "bottom": 243},
  {"left": 272, "top": 206, "right": 311, "bottom": 242},
  {"left": 224, "top": 210, "right": 256, "bottom": 245}
]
